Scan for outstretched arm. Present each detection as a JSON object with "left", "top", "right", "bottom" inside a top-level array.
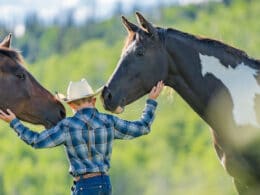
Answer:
[
  {"left": 0, "top": 109, "right": 66, "bottom": 148},
  {"left": 113, "top": 81, "right": 164, "bottom": 139}
]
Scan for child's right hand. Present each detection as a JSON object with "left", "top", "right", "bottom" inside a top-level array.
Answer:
[{"left": 148, "top": 81, "right": 164, "bottom": 100}]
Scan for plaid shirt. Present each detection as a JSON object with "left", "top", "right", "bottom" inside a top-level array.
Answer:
[{"left": 10, "top": 99, "right": 157, "bottom": 176}]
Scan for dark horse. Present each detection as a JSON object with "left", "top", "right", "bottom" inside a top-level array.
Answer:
[
  {"left": 0, "top": 34, "right": 65, "bottom": 128},
  {"left": 102, "top": 13, "right": 260, "bottom": 194}
]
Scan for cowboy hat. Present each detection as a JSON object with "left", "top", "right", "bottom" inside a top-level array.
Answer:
[{"left": 56, "top": 79, "right": 103, "bottom": 103}]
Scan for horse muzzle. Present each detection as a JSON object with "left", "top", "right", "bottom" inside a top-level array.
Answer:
[
  {"left": 101, "top": 86, "right": 126, "bottom": 113},
  {"left": 113, "top": 106, "right": 124, "bottom": 114}
]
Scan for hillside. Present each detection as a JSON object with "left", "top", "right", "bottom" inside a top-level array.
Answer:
[{"left": 1, "top": 0, "right": 260, "bottom": 194}]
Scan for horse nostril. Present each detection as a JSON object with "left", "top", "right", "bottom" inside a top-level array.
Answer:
[
  {"left": 60, "top": 109, "right": 66, "bottom": 119},
  {"left": 108, "top": 92, "right": 112, "bottom": 101},
  {"left": 121, "top": 97, "right": 126, "bottom": 105},
  {"left": 103, "top": 87, "right": 113, "bottom": 101}
]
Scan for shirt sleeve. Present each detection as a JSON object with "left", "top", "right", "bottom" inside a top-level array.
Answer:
[
  {"left": 112, "top": 99, "right": 157, "bottom": 140},
  {"left": 10, "top": 118, "right": 67, "bottom": 149}
]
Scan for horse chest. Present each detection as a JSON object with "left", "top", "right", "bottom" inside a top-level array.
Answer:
[{"left": 199, "top": 54, "right": 260, "bottom": 128}]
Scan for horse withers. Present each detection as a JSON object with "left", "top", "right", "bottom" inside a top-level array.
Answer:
[
  {"left": 0, "top": 34, "right": 66, "bottom": 128},
  {"left": 102, "top": 13, "right": 260, "bottom": 194}
]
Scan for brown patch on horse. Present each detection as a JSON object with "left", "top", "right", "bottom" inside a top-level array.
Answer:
[{"left": 0, "top": 47, "right": 24, "bottom": 65}]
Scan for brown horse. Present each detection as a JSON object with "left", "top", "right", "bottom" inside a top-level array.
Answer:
[
  {"left": 102, "top": 13, "right": 260, "bottom": 194},
  {"left": 0, "top": 34, "right": 65, "bottom": 128}
]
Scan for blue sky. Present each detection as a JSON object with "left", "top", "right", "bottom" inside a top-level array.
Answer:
[
  {"left": 1, "top": 0, "right": 164, "bottom": 23},
  {"left": 0, "top": 0, "right": 210, "bottom": 37},
  {"left": 1, "top": 0, "right": 209, "bottom": 23}
]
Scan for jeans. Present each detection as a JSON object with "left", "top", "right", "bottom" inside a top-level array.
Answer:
[{"left": 71, "top": 175, "right": 112, "bottom": 195}]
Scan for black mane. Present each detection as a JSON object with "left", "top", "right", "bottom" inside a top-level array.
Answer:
[{"left": 166, "top": 28, "right": 260, "bottom": 65}]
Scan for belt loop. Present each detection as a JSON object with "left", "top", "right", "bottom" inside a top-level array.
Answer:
[{"left": 102, "top": 172, "right": 107, "bottom": 182}]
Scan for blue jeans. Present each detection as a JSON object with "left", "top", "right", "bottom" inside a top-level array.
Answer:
[{"left": 71, "top": 175, "right": 112, "bottom": 195}]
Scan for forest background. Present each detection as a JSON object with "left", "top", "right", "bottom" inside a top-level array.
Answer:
[{"left": 0, "top": 0, "right": 257, "bottom": 194}]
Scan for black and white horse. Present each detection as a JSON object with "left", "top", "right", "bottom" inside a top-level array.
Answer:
[{"left": 102, "top": 12, "right": 260, "bottom": 195}]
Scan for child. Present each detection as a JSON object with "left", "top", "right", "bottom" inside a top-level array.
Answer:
[{"left": 0, "top": 79, "right": 164, "bottom": 195}]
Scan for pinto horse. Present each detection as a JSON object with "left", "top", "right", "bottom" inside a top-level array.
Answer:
[
  {"left": 102, "top": 13, "right": 260, "bottom": 194},
  {"left": 0, "top": 34, "right": 65, "bottom": 128}
]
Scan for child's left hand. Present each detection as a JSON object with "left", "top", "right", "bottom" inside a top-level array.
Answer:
[{"left": 0, "top": 109, "right": 16, "bottom": 123}]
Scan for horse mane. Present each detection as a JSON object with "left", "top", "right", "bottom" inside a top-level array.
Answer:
[
  {"left": 0, "top": 47, "right": 24, "bottom": 65},
  {"left": 166, "top": 28, "right": 260, "bottom": 65}
]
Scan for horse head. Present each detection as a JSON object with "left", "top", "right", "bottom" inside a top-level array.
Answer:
[
  {"left": 0, "top": 33, "right": 66, "bottom": 128},
  {"left": 102, "top": 13, "right": 170, "bottom": 113}
]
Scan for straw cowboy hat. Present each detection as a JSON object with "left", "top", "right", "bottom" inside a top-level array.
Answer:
[{"left": 57, "top": 79, "right": 103, "bottom": 103}]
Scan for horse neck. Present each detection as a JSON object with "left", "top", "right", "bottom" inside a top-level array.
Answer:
[
  {"left": 163, "top": 28, "right": 260, "bottom": 132},
  {"left": 163, "top": 29, "right": 211, "bottom": 119}
]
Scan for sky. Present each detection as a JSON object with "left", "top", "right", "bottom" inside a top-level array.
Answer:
[
  {"left": 0, "top": 0, "right": 209, "bottom": 37},
  {"left": 0, "top": 0, "right": 209, "bottom": 23}
]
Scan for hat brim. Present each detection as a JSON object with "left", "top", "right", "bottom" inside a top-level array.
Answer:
[{"left": 56, "top": 86, "right": 103, "bottom": 103}]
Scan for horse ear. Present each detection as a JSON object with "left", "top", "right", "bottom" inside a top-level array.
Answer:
[
  {"left": 121, "top": 16, "right": 139, "bottom": 33},
  {"left": 135, "top": 12, "right": 158, "bottom": 39},
  {"left": 0, "top": 33, "right": 12, "bottom": 48}
]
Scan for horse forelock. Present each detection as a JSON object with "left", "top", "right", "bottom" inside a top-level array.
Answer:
[
  {"left": 0, "top": 47, "right": 24, "bottom": 66},
  {"left": 122, "top": 32, "right": 136, "bottom": 54}
]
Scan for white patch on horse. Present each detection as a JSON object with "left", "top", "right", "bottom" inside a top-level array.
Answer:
[{"left": 199, "top": 54, "right": 260, "bottom": 127}]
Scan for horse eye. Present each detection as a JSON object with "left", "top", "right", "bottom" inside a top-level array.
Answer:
[
  {"left": 136, "top": 49, "right": 144, "bottom": 57},
  {"left": 16, "top": 73, "right": 26, "bottom": 80}
]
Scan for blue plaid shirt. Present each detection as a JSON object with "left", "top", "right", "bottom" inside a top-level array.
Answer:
[{"left": 10, "top": 99, "right": 157, "bottom": 176}]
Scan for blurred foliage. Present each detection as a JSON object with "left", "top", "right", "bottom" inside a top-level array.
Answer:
[{"left": 1, "top": 0, "right": 260, "bottom": 194}]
